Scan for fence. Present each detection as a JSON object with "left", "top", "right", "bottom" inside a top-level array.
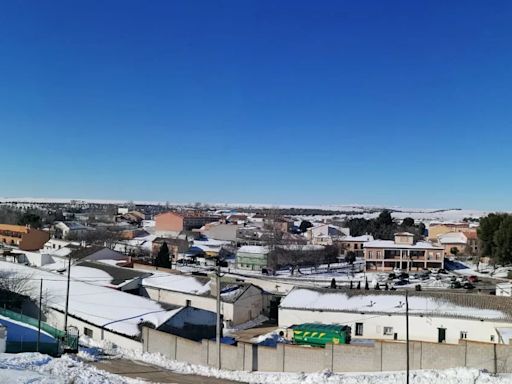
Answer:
[
  {"left": 142, "top": 327, "right": 512, "bottom": 373},
  {"left": 0, "top": 307, "right": 63, "bottom": 355},
  {"left": 0, "top": 307, "right": 65, "bottom": 338}
]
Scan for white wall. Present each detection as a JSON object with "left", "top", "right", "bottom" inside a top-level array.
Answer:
[
  {"left": 279, "top": 308, "right": 512, "bottom": 345},
  {"left": 45, "top": 308, "right": 142, "bottom": 351},
  {"left": 23, "top": 251, "right": 54, "bottom": 267},
  {"left": 142, "top": 286, "right": 236, "bottom": 324}
]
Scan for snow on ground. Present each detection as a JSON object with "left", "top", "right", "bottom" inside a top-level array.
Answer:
[
  {"left": 79, "top": 337, "right": 512, "bottom": 384},
  {"left": 0, "top": 352, "right": 142, "bottom": 384}
]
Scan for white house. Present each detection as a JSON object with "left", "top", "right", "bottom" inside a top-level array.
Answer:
[
  {"left": 437, "top": 232, "right": 468, "bottom": 255},
  {"left": 0, "top": 261, "right": 187, "bottom": 351},
  {"left": 279, "top": 287, "right": 512, "bottom": 345},
  {"left": 306, "top": 224, "right": 350, "bottom": 245},
  {"left": 141, "top": 272, "right": 264, "bottom": 327},
  {"left": 53, "top": 221, "right": 93, "bottom": 240}
]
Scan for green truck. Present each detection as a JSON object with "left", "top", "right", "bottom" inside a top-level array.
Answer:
[{"left": 291, "top": 323, "right": 351, "bottom": 347}]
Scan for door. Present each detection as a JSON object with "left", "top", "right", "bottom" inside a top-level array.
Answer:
[{"left": 438, "top": 328, "right": 446, "bottom": 343}]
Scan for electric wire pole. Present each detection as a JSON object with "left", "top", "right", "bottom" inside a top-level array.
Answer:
[
  {"left": 406, "top": 290, "right": 410, "bottom": 384},
  {"left": 37, "top": 278, "right": 42, "bottom": 352},
  {"left": 64, "top": 254, "right": 72, "bottom": 334},
  {"left": 215, "top": 257, "right": 222, "bottom": 369}
]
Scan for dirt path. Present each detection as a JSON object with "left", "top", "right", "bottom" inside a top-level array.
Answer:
[{"left": 91, "top": 358, "right": 244, "bottom": 384}]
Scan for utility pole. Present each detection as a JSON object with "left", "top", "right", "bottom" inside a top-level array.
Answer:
[
  {"left": 37, "top": 278, "right": 42, "bottom": 352},
  {"left": 64, "top": 254, "right": 72, "bottom": 333},
  {"left": 215, "top": 257, "right": 221, "bottom": 370},
  {"left": 405, "top": 290, "right": 410, "bottom": 384}
]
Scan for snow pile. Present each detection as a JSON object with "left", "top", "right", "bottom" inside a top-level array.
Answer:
[{"left": 0, "top": 352, "right": 142, "bottom": 383}]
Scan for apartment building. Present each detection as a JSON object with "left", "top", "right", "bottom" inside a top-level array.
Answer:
[
  {"left": 0, "top": 224, "right": 50, "bottom": 251},
  {"left": 364, "top": 232, "right": 444, "bottom": 272}
]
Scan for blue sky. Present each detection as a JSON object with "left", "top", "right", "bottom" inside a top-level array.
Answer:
[{"left": 1, "top": 1, "right": 511, "bottom": 209}]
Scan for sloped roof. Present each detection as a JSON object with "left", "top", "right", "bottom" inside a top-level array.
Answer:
[
  {"left": 280, "top": 287, "right": 512, "bottom": 321},
  {"left": 76, "top": 261, "right": 151, "bottom": 286}
]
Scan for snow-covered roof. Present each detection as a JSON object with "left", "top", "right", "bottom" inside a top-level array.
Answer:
[
  {"left": 277, "top": 244, "right": 324, "bottom": 251},
  {"left": 280, "top": 288, "right": 512, "bottom": 321},
  {"left": 143, "top": 273, "right": 211, "bottom": 295},
  {"left": 364, "top": 240, "right": 443, "bottom": 250},
  {"left": 0, "top": 261, "right": 177, "bottom": 337},
  {"left": 395, "top": 232, "right": 415, "bottom": 236},
  {"left": 141, "top": 272, "right": 254, "bottom": 303},
  {"left": 237, "top": 245, "right": 270, "bottom": 254},
  {"left": 341, "top": 235, "right": 374, "bottom": 242},
  {"left": 438, "top": 232, "right": 468, "bottom": 245}
]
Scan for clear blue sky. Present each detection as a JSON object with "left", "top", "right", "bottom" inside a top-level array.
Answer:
[{"left": 1, "top": 1, "right": 511, "bottom": 209}]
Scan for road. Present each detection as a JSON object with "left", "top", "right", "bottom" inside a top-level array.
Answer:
[{"left": 91, "top": 358, "right": 243, "bottom": 384}]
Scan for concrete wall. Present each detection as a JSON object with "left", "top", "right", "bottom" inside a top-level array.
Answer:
[{"left": 141, "top": 327, "right": 512, "bottom": 374}]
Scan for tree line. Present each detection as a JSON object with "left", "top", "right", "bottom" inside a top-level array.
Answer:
[
  {"left": 478, "top": 213, "right": 512, "bottom": 265},
  {"left": 344, "top": 210, "right": 426, "bottom": 241}
]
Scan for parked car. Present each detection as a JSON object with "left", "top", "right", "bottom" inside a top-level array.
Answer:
[
  {"left": 450, "top": 281, "right": 462, "bottom": 289},
  {"left": 394, "top": 279, "right": 409, "bottom": 286},
  {"left": 463, "top": 282, "right": 475, "bottom": 290},
  {"left": 467, "top": 275, "right": 479, "bottom": 283},
  {"left": 438, "top": 269, "right": 448, "bottom": 274}
]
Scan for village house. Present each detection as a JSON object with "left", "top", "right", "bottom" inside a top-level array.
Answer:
[
  {"left": 235, "top": 245, "right": 271, "bottom": 271},
  {"left": 464, "top": 230, "right": 479, "bottom": 255},
  {"left": 155, "top": 211, "right": 219, "bottom": 236},
  {"left": 279, "top": 287, "right": 512, "bottom": 345},
  {"left": 200, "top": 222, "right": 241, "bottom": 242},
  {"left": 0, "top": 224, "right": 49, "bottom": 251},
  {"left": 0, "top": 261, "right": 217, "bottom": 351},
  {"left": 305, "top": 224, "right": 350, "bottom": 245},
  {"left": 364, "top": 232, "right": 444, "bottom": 272},
  {"left": 428, "top": 222, "right": 471, "bottom": 241},
  {"left": 53, "top": 221, "right": 92, "bottom": 240},
  {"left": 140, "top": 272, "right": 264, "bottom": 327},
  {"left": 438, "top": 232, "right": 469, "bottom": 256},
  {"left": 336, "top": 234, "right": 374, "bottom": 256},
  {"left": 152, "top": 235, "right": 191, "bottom": 263}
]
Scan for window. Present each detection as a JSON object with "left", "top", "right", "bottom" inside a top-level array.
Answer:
[
  {"left": 84, "top": 327, "right": 93, "bottom": 338},
  {"left": 460, "top": 331, "right": 467, "bottom": 339},
  {"left": 491, "top": 335, "right": 495, "bottom": 342},
  {"left": 355, "top": 322, "right": 364, "bottom": 336},
  {"left": 368, "top": 251, "right": 373, "bottom": 258},
  {"left": 384, "top": 327, "right": 394, "bottom": 336},
  {"left": 185, "top": 299, "right": 191, "bottom": 307},
  {"left": 354, "top": 244, "right": 358, "bottom": 250},
  {"left": 376, "top": 251, "right": 381, "bottom": 258}
]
